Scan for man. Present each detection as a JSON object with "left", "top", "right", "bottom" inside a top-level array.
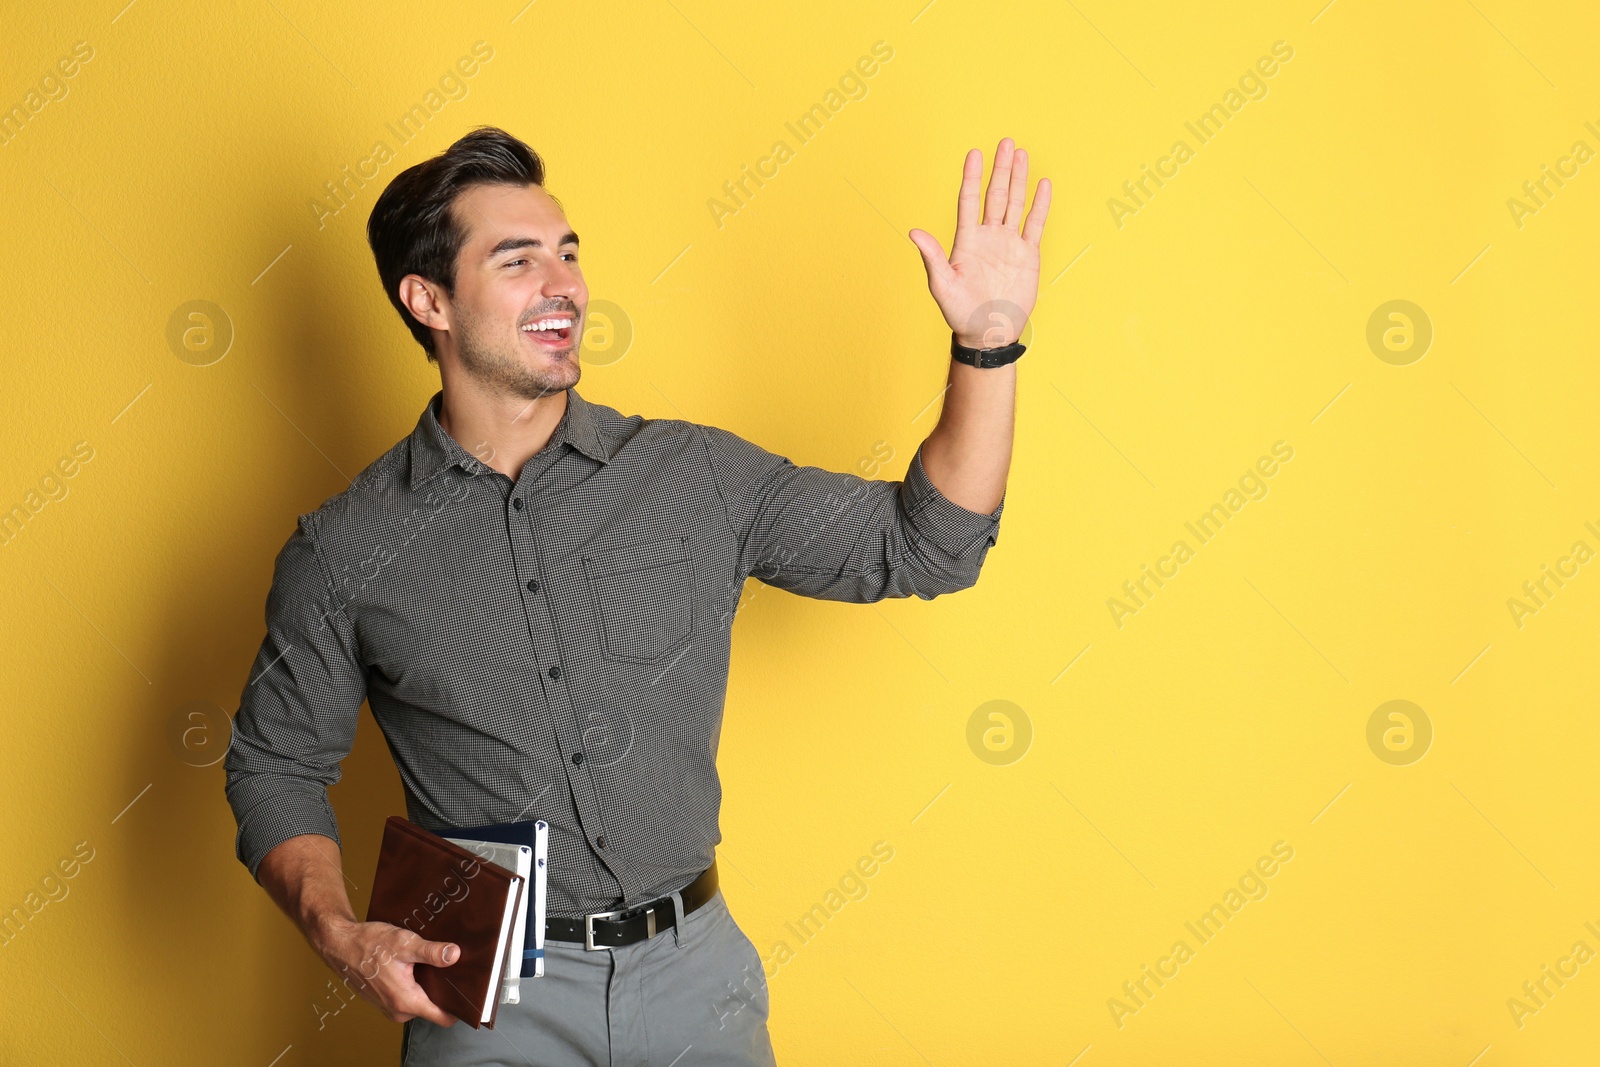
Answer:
[{"left": 224, "top": 125, "right": 1049, "bottom": 1065}]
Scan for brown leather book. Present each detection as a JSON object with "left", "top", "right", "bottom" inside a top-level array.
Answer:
[{"left": 364, "top": 816, "right": 524, "bottom": 1029}]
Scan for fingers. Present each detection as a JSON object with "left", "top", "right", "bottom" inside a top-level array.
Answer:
[
  {"left": 386, "top": 936, "right": 460, "bottom": 1026},
  {"left": 975, "top": 137, "right": 1048, "bottom": 239},
  {"left": 982, "top": 137, "right": 1015, "bottom": 225},
  {"left": 1005, "top": 149, "right": 1028, "bottom": 229},
  {"left": 327, "top": 923, "right": 463, "bottom": 1029},
  {"left": 397, "top": 990, "right": 459, "bottom": 1028},
  {"left": 384, "top": 983, "right": 459, "bottom": 1027},
  {"left": 955, "top": 148, "right": 982, "bottom": 233},
  {"left": 1022, "top": 177, "right": 1053, "bottom": 247}
]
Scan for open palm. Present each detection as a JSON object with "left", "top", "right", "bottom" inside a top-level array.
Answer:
[{"left": 910, "top": 137, "right": 1052, "bottom": 349}]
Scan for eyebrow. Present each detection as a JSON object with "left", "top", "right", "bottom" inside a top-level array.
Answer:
[{"left": 486, "top": 232, "right": 580, "bottom": 260}]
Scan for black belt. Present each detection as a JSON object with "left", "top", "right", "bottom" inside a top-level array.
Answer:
[{"left": 546, "top": 861, "right": 718, "bottom": 950}]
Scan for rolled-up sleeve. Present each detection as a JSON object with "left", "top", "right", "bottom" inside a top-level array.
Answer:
[
  {"left": 223, "top": 512, "right": 366, "bottom": 883},
  {"left": 697, "top": 423, "right": 1004, "bottom": 602}
]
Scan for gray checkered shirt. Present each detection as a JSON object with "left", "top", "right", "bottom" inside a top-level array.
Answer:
[{"left": 223, "top": 386, "right": 1004, "bottom": 917}]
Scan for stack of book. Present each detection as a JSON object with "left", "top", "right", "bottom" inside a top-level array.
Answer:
[{"left": 365, "top": 816, "right": 549, "bottom": 1029}]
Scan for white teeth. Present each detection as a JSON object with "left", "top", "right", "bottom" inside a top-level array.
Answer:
[{"left": 522, "top": 317, "right": 574, "bottom": 333}]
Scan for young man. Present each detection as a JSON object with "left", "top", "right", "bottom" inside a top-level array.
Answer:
[{"left": 223, "top": 126, "right": 1049, "bottom": 1065}]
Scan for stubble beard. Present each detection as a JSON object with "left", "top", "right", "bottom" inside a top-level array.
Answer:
[{"left": 454, "top": 305, "right": 581, "bottom": 404}]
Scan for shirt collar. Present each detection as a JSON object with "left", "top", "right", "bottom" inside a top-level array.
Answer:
[{"left": 408, "top": 386, "right": 612, "bottom": 490}]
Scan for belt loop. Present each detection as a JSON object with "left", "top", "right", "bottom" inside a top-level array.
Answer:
[{"left": 669, "top": 888, "right": 688, "bottom": 950}]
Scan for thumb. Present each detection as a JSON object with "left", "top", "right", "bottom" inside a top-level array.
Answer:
[
  {"left": 908, "top": 229, "right": 949, "bottom": 279},
  {"left": 404, "top": 932, "right": 459, "bottom": 967}
]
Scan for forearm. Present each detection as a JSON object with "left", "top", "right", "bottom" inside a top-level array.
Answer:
[
  {"left": 257, "top": 832, "right": 358, "bottom": 956},
  {"left": 919, "top": 357, "right": 1017, "bottom": 515}
]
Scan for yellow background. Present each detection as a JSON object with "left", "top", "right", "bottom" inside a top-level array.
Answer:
[{"left": 3, "top": 0, "right": 1598, "bottom": 1063}]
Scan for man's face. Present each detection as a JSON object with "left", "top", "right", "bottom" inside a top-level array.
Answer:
[{"left": 436, "top": 182, "right": 587, "bottom": 401}]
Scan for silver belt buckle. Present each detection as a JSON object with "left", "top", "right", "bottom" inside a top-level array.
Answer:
[{"left": 583, "top": 904, "right": 656, "bottom": 951}]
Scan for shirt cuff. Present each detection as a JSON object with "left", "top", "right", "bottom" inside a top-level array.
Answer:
[
  {"left": 898, "top": 441, "right": 1005, "bottom": 560},
  {"left": 231, "top": 783, "right": 342, "bottom": 883}
]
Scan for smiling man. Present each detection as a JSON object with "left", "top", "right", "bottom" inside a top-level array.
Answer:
[{"left": 223, "top": 125, "right": 1049, "bottom": 1065}]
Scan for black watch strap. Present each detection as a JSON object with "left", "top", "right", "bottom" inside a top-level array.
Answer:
[{"left": 950, "top": 332, "right": 1027, "bottom": 368}]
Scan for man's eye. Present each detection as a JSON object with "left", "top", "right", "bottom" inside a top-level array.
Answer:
[
  {"left": 506, "top": 258, "right": 528, "bottom": 267},
  {"left": 562, "top": 252, "right": 578, "bottom": 262}
]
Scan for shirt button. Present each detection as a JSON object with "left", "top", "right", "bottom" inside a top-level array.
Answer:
[
  {"left": 548, "top": 665, "right": 561, "bottom": 680},
  {"left": 596, "top": 835, "right": 607, "bottom": 849},
  {"left": 513, "top": 498, "right": 524, "bottom": 510},
  {"left": 571, "top": 751, "right": 584, "bottom": 765},
  {"left": 525, "top": 579, "right": 539, "bottom": 593}
]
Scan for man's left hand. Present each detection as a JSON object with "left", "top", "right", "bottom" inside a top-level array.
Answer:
[{"left": 910, "top": 137, "right": 1052, "bottom": 350}]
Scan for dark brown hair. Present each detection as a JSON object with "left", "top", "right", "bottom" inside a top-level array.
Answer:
[{"left": 366, "top": 126, "right": 551, "bottom": 360}]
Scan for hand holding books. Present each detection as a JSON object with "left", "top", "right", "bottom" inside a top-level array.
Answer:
[
  {"left": 364, "top": 817, "right": 526, "bottom": 1030},
  {"left": 311, "top": 911, "right": 465, "bottom": 1027}
]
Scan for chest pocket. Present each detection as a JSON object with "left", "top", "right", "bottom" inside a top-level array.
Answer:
[{"left": 580, "top": 536, "right": 696, "bottom": 663}]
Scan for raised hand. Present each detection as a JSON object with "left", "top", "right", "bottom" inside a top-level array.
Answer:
[{"left": 909, "top": 137, "right": 1052, "bottom": 350}]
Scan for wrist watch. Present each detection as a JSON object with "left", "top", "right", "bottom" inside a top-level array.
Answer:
[{"left": 950, "top": 332, "right": 1027, "bottom": 368}]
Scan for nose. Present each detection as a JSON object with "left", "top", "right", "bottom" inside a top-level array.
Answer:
[{"left": 540, "top": 256, "right": 583, "bottom": 304}]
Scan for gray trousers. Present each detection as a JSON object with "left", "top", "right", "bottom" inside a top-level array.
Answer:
[{"left": 401, "top": 888, "right": 777, "bottom": 1066}]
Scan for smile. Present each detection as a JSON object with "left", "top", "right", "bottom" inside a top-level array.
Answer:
[{"left": 520, "top": 315, "right": 576, "bottom": 347}]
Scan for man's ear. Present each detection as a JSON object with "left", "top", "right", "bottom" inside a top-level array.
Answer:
[{"left": 399, "top": 275, "right": 449, "bottom": 334}]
